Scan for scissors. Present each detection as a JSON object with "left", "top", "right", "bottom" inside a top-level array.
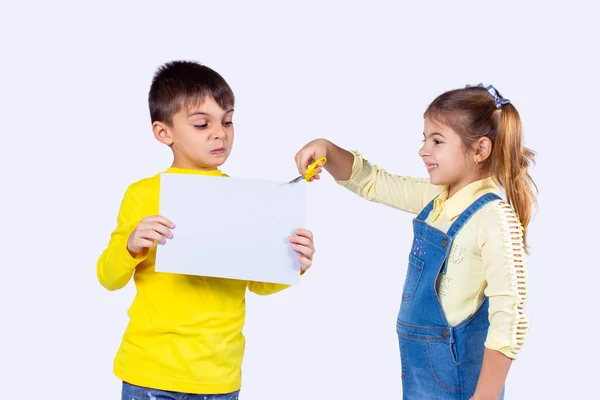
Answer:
[{"left": 288, "top": 157, "right": 327, "bottom": 184}]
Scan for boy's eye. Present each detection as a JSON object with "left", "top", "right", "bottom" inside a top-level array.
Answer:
[
  {"left": 194, "top": 124, "right": 208, "bottom": 129},
  {"left": 223, "top": 121, "right": 233, "bottom": 127}
]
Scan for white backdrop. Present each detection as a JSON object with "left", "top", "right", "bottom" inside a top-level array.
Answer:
[{"left": 1, "top": 1, "right": 598, "bottom": 398}]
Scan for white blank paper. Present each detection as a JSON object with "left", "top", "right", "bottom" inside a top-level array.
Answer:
[{"left": 155, "top": 173, "right": 307, "bottom": 285}]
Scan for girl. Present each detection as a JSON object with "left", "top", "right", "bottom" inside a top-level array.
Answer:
[{"left": 295, "top": 84, "right": 536, "bottom": 399}]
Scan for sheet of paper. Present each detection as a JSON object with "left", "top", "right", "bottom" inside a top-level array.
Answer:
[{"left": 155, "top": 173, "right": 307, "bottom": 285}]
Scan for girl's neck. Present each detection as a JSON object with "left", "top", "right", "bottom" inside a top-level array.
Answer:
[{"left": 447, "top": 173, "right": 492, "bottom": 199}]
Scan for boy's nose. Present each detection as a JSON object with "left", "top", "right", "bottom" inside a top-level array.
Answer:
[{"left": 213, "top": 128, "right": 226, "bottom": 139}]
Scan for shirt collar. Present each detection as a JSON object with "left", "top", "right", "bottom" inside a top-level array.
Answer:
[
  {"left": 434, "top": 176, "right": 500, "bottom": 219},
  {"left": 165, "top": 167, "right": 228, "bottom": 177}
]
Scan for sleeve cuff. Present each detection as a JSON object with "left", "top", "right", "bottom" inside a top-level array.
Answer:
[
  {"left": 485, "top": 337, "right": 518, "bottom": 360},
  {"left": 120, "top": 234, "right": 149, "bottom": 267}
]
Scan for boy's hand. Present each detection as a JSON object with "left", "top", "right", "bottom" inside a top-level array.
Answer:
[
  {"left": 127, "top": 215, "right": 175, "bottom": 257},
  {"left": 294, "top": 139, "right": 330, "bottom": 182},
  {"left": 288, "top": 229, "right": 315, "bottom": 272}
]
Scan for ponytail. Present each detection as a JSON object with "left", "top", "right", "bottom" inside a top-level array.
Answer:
[{"left": 493, "top": 103, "right": 538, "bottom": 251}]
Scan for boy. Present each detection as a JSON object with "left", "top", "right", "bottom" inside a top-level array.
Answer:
[{"left": 97, "top": 61, "right": 316, "bottom": 399}]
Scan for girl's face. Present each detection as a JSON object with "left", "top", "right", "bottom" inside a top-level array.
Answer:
[{"left": 419, "top": 117, "right": 483, "bottom": 197}]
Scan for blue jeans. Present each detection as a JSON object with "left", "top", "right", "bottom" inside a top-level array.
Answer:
[{"left": 121, "top": 382, "right": 240, "bottom": 400}]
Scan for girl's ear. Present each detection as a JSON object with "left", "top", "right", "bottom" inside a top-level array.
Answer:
[{"left": 473, "top": 137, "right": 492, "bottom": 163}]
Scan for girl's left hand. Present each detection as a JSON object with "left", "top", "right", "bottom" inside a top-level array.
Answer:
[{"left": 288, "top": 229, "right": 315, "bottom": 272}]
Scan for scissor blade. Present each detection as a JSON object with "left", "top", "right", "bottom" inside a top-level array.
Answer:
[{"left": 288, "top": 175, "right": 304, "bottom": 184}]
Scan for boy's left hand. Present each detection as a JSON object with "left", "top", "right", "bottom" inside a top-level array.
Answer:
[{"left": 288, "top": 229, "right": 315, "bottom": 272}]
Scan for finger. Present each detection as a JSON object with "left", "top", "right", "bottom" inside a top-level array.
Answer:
[
  {"left": 141, "top": 215, "right": 175, "bottom": 228},
  {"left": 308, "top": 168, "right": 323, "bottom": 182},
  {"left": 291, "top": 243, "right": 314, "bottom": 259},
  {"left": 138, "top": 221, "right": 173, "bottom": 238},
  {"left": 136, "top": 238, "right": 158, "bottom": 249},
  {"left": 149, "top": 223, "right": 174, "bottom": 239},
  {"left": 299, "top": 256, "right": 312, "bottom": 271},
  {"left": 294, "top": 152, "right": 305, "bottom": 174},
  {"left": 298, "top": 151, "right": 315, "bottom": 174},
  {"left": 288, "top": 235, "right": 311, "bottom": 247},
  {"left": 139, "top": 229, "right": 168, "bottom": 244},
  {"left": 293, "top": 229, "right": 313, "bottom": 240}
]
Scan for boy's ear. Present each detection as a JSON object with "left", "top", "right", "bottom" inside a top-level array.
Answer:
[{"left": 152, "top": 121, "right": 174, "bottom": 146}]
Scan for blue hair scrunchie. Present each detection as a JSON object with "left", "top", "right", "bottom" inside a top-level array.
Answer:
[{"left": 466, "top": 83, "right": 510, "bottom": 109}]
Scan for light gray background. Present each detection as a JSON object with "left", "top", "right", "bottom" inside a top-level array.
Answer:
[{"left": 1, "top": 1, "right": 597, "bottom": 399}]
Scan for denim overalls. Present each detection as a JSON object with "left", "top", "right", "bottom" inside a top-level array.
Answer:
[{"left": 396, "top": 193, "right": 504, "bottom": 399}]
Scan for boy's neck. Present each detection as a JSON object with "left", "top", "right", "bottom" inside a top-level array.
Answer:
[{"left": 171, "top": 160, "right": 219, "bottom": 172}]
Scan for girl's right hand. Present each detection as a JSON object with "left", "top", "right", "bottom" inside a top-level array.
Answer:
[
  {"left": 294, "top": 138, "right": 331, "bottom": 181},
  {"left": 127, "top": 215, "right": 175, "bottom": 257}
]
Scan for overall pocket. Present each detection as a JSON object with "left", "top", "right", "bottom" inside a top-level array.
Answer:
[
  {"left": 402, "top": 254, "right": 424, "bottom": 301},
  {"left": 426, "top": 342, "right": 461, "bottom": 391}
]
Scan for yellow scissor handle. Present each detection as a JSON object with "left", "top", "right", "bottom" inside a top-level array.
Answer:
[{"left": 304, "top": 157, "right": 327, "bottom": 181}]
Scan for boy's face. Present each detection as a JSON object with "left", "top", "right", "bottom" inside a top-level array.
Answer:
[{"left": 153, "top": 96, "right": 234, "bottom": 170}]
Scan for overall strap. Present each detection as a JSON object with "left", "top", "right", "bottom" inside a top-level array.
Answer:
[
  {"left": 446, "top": 193, "right": 502, "bottom": 240},
  {"left": 415, "top": 197, "right": 437, "bottom": 222},
  {"left": 439, "top": 193, "right": 501, "bottom": 274}
]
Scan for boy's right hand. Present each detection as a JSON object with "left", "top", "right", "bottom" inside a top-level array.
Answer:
[
  {"left": 294, "top": 138, "right": 331, "bottom": 181},
  {"left": 127, "top": 215, "right": 175, "bottom": 257}
]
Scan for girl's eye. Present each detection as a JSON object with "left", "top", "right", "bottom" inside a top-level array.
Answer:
[
  {"left": 223, "top": 121, "right": 233, "bottom": 127},
  {"left": 194, "top": 124, "right": 208, "bottom": 129},
  {"left": 433, "top": 139, "right": 442, "bottom": 145}
]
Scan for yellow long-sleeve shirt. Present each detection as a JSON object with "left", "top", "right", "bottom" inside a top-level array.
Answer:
[
  {"left": 336, "top": 152, "right": 529, "bottom": 359},
  {"left": 97, "top": 167, "right": 290, "bottom": 394}
]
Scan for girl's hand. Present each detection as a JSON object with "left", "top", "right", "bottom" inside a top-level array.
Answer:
[
  {"left": 294, "top": 139, "right": 331, "bottom": 182},
  {"left": 288, "top": 229, "right": 315, "bottom": 272}
]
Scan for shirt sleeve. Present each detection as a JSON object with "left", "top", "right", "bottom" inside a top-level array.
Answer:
[
  {"left": 96, "top": 185, "right": 148, "bottom": 291},
  {"left": 479, "top": 200, "right": 530, "bottom": 359},
  {"left": 335, "top": 151, "right": 444, "bottom": 214}
]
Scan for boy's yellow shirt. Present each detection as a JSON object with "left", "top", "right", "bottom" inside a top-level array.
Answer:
[{"left": 97, "top": 167, "right": 290, "bottom": 394}]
